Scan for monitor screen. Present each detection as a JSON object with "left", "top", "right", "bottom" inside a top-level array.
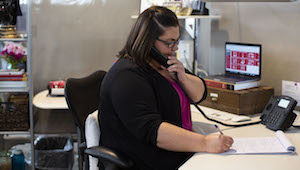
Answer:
[{"left": 225, "top": 42, "right": 261, "bottom": 77}]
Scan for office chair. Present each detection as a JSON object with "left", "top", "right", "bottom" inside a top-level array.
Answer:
[{"left": 65, "top": 70, "right": 133, "bottom": 170}]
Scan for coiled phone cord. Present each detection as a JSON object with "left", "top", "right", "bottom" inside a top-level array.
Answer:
[{"left": 175, "top": 74, "right": 262, "bottom": 127}]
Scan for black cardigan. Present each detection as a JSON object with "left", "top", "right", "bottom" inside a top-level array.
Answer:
[{"left": 98, "top": 58, "right": 207, "bottom": 170}]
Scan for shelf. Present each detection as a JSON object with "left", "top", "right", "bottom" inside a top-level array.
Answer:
[
  {"left": 178, "top": 15, "right": 220, "bottom": 19},
  {"left": 0, "top": 87, "right": 29, "bottom": 92},
  {"left": 0, "top": 38, "right": 27, "bottom": 42},
  {"left": 131, "top": 15, "right": 221, "bottom": 20},
  {"left": 0, "top": 81, "right": 29, "bottom": 92},
  {"left": 34, "top": 133, "right": 77, "bottom": 138},
  {"left": 0, "top": 131, "right": 30, "bottom": 135},
  {"left": 0, "top": 1, "right": 35, "bottom": 169}
]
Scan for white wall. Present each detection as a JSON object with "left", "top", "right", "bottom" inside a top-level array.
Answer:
[
  {"left": 31, "top": 0, "right": 140, "bottom": 94},
  {"left": 207, "top": 1, "right": 300, "bottom": 95},
  {"left": 31, "top": 0, "right": 300, "bottom": 97}
]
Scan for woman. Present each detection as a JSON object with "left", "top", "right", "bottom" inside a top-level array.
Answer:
[{"left": 99, "top": 6, "right": 233, "bottom": 170}]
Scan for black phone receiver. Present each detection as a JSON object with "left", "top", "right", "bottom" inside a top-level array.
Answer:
[{"left": 150, "top": 47, "right": 169, "bottom": 68}]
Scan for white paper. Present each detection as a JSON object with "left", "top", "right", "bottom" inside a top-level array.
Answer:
[
  {"left": 282, "top": 80, "right": 300, "bottom": 106},
  {"left": 276, "top": 130, "right": 295, "bottom": 152},
  {"left": 224, "top": 130, "right": 295, "bottom": 154},
  {"left": 50, "top": 88, "right": 64, "bottom": 96}
]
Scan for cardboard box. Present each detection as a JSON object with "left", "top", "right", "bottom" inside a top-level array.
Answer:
[{"left": 199, "top": 86, "right": 274, "bottom": 115}]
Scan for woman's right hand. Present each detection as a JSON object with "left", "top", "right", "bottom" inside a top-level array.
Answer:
[{"left": 204, "top": 134, "right": 234, "bottom": 153}]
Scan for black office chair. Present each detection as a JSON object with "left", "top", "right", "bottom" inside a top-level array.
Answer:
[{"left": 65, "top": 70, "right": 133, "bottom": 170}]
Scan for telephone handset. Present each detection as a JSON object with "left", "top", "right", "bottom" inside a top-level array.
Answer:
[
  {"left": 261, "top": 95, "right": 297, "bottom": 131},
  {"left": 150, "top": 47, "right": 169, "bottom": 68}
]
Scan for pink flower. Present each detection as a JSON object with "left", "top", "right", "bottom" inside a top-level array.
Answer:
[
  {"left": 6, "top": 42, "right": 15, "bottom": 54},
  {"left": 15, "top": 54, "right": 23, "bottom": 60},
  {"left": 2, "top": 45, "right": 8, "bottom": 55},
  {"left": 2, "top": 42, "right": 26, "bottom": 57},
  {"left": 1, "top": 42, "right": 27, "bottom": 67},
  {"left": 1, "top": 50, "right": 6, "bottom": 55},
  {"left": 15, "top": 46, "right": 24, "bottom": 56},
  {"left": 8, "top": 52, "right": 15, "bottom": 56}
]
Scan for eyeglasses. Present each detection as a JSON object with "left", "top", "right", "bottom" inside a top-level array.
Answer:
[{"left": 156, "top": 38, "right": 180, "bottom": 49}]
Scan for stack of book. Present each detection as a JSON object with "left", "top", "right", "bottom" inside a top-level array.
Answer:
[
  {"left": 0, "top": 69, "right": 28, "bottom": 90},
  {"left": 0, "top": 25, "right": 18, "bottom": 38},
  {"left": 203, "top": 78, "right": 260, "bottom": 91}
]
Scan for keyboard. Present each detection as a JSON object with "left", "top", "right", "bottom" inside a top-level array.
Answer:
[{"left": 224, "top": 74, "right": 255, "bottom": 81}]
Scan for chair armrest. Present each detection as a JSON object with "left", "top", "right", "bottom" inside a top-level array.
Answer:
[
  {"left": 84, "top": 146, "right": 133, "bottom": 168},
  {"left": 79, "top": 142, "right": 87, "bottom": 151}
]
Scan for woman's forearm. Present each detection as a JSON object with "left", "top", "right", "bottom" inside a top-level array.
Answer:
[
  {"left": 156, "top": 122, "right": 234, "bottom": 153},
  {"left": 156, "top": 122, "right": 206, "bottom": 152}
]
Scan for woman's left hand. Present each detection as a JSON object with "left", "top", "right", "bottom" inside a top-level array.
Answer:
[{"left": 167, "top": 56, "right": 187, "bottom": 83}]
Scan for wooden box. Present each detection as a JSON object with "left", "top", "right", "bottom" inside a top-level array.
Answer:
[{"left": 199, "top": 86, "right": 274, "bottom": 115}]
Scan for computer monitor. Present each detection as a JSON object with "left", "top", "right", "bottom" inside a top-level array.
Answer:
[{"left": 225, "top": 42, "right": 262, "bottom": 78}]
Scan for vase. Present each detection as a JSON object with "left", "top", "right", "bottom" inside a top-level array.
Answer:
[
  {"left": 2, "top": 57, "right": 23, "bottom": 70},
  {"left": 9, "top": 62, "right": 25, "bottom": 70}
]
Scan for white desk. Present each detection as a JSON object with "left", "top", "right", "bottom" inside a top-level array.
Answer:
[
  {"left": 33, "top": 90, "right": 68, "bottom": 109},
  {"left": 181, "top": 105, "right": 300, "bottom": 170}
]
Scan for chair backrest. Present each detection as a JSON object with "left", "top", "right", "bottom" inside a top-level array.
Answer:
[{"left": 65, "top": 70, "right": 106, "bottom": 140}]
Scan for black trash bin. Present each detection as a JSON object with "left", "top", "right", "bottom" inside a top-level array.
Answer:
[{"left": 34, "top": 136, "right": 73, "bottom": 170}]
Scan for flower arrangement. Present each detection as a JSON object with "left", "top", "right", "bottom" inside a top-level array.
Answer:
[{"left": 1, "top": 42, "right": 27, "bottom": 69}]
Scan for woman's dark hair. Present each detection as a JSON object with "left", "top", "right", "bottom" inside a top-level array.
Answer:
[{"left": 117, "top": 6, "right": 179, "bottom": 66}]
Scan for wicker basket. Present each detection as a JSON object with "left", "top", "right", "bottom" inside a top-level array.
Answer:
[{"left": 0, "top": 102, "right": 29, "bottom": 131}]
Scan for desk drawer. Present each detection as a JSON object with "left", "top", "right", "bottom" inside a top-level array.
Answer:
[{"left": 200, "top": 86, "right": 274, "bottom": 115}]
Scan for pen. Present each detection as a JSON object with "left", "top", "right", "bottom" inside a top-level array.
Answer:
[{"left": 214, "top": 124, "right": 224, "bottom": 135}]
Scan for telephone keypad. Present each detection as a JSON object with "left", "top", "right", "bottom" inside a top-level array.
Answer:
[{"left": 266, "top": 110, "right": 282, "bottom": 126}]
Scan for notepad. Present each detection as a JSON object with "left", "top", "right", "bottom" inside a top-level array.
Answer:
[{"left": 224, "top": 130, "right": 296, "bottom": 154}]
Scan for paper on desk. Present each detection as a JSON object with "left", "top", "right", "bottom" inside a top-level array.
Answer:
[
  {"left": 224, "top": 130, "right": 295, "bottom": 154},
  {"left": 282, "top": 80, "right": 300, "bottom": 106}
]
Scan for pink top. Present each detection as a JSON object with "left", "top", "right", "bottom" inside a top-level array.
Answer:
[{"left": 166, "top": 79, "right": 192, "bottom": 131}]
